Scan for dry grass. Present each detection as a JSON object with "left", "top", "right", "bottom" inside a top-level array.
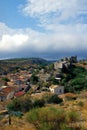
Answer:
[
  {"left": 1, "top": 91, "right": 87, "bottom": 130},
  {"left": 0, "top": 116, "right": 36, "bottom": 130},
  {"left": 76, "top": 63, "right": 87, "bottom": 69}
]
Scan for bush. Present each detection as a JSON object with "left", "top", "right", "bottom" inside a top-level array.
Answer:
[
  {"left": 77, "top": 101, "right": 84, "bottom": 107},
  {"left": 66, "top": 110, "right": 80, "bottom": 123},
  {"left": 26, "top": 107, "right": 82, "bottom": 130},
  {"left": 33, "top": 99, "right": 45, "bottom": 108},
  {"left": 20, "top": 98, "right": 33, "bottom": 112},
  {"left": 7, "top": 97, "right": 33, "bottom": 112},
  {"left": 30, "top": 74, "right": 39, "bottom": 84},
  {"left": 26, "top": 107, "right": 66, "bottom": 130},
  {"left": 7, "top": 98, "right": 21, "bottom": 111},
  {"left": 7, "top": 96, "right": 45, "bottom": 113},
  {"left": 61, "top": 66, "right": 87, "bottom": 93},
  {"left": 10, "top": 111, "right": 23, "bottom": 118},
  {"left": 2, "top": 77, "right": 10, "bottom": 82},
  {"left": 47, "top": 94, "right": 63, "bottom": 104}
]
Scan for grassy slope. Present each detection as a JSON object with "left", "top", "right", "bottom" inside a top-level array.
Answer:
[{"left": 1, "top": 91, "right": 87, "bottom": 130}]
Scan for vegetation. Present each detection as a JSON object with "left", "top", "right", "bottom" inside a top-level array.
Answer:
[
  {"left": 77, "top": 101, "right": 84, "bottom": 107},
  {"left": 26, "top": 107, "right": 81, "bottom": 130},
  {"left": 7, "top": 96, "right": 45, "bottom": 113},
  {"left": 33, "top": 99, "right": 45, "bottom": 108},
  {"left": 61, "top": 65, "right": 87, "bottom": 92},
  {"left": 47, "top": 94, "right": 63, "bottom": 104},
  {"left": 1, "top": 57, "right": 87, "bottom": 130},
  {"left": 7, "top": 94, "right": 63, "bottom": 113},
  {"left": 2, "top": 77, "right": 10, "bottom": 82},
  {"left": 30, "top": 74, "right": 39, "bottom": 84}
]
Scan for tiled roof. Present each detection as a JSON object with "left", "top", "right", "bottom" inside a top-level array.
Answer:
[
  {"left": 2, "top": 87, "right": 15, "bottom": 93},
  {"left": 14, "top": 91, "right": 25, "bottom": 97}
]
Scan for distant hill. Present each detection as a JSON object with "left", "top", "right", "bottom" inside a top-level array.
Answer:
[
  {"left": 0, "top": 58, "right": 53, "bottom": 65},
  {"left": 0, "top": 58, "right": 54, "bottom": 74}
]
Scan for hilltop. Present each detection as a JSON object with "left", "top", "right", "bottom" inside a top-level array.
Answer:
[{"left": 0, "top": 57, "right": 52, "bottom": 67}]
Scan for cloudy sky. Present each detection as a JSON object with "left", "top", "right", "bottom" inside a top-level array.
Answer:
[{"left": 0, "top": 0, "right": 87, "bottom": 60}]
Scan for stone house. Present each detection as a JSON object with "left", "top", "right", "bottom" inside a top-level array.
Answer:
[
  {"left": 49, "top": 85, "right": 64, "bottom": 95},
  {"left": 0, "top": 87, "right": 15, "bottom": 101},
  {"left": 54, "top": 61, "right": 64, "bottom": 70}
]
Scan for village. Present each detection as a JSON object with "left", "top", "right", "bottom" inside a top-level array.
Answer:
[
  {"left": 0, "top": 56, "right": 77, "bottom": 102},
  {"left": 0, "top": 56, "right": 87, "bottom": 130}
]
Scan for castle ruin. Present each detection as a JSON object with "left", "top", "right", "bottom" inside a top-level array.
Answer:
[{"left": 54, "top": 56, "right": 77, "bottom": 70}]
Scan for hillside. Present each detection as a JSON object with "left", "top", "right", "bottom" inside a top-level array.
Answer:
[
  {"left": 0, "top": 56, "right": 87, "bottom": 130},
  {"left": 61, "top": 64, "right": 87, "bottom": 93},
  {"left": 0, "top": 58, "right": 52, "bottom": 74},
  {"left": 1, "top": 91, "right": 87, "bottom": 130},
  {"left": 0, "top": 58, "right": 51, "bottom": 66}
]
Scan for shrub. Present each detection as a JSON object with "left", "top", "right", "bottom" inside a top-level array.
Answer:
[
  {"left": 2, "top": 77, "right": 10, "bottom": 82},
  {"left": 61, "top": 65, "right": 87, "bottom": 93},
  {"left": 33, "top": 99, "right": 45, "bottom": 108},
  {"left": 10, "top": 111, "right": 23, "bottom": 118},
  {"left": 20, "top": 98, "right": 33, "bottom": 112},
  {"left": 7, "top": 96, "right": 45, "bottom": 113},
  {"left": 77, "top": 101, "right": 84, "bottom": 107},
  {"left": 26, "top": 107, "right": 82, "bottom": 130},
  {"left": 66, "top": 110, "right": 80, "bottom": 123},
  {"left": 7, "top": 98, "right": 21, "bottom": 111},
  {"left": 47, "top": 94, "right": 63, "bottom": 104},
  {"left": 7, "top": 97, "right": 33, "bottom": 112},
  {"left": 30, "top": 74, "right": 39, "bottom": 84},
  {"left": 26, "top": 107, "right": 66, "bottom": 130}
]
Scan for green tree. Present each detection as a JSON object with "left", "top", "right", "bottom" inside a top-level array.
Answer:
[
  {"left": 33, "top": 99, "right": 45, "bottom": 108},
  {"left": 2, "top": 77, "right": 10, "bottom": 82},
  {"left": 30, "top": 74, "right": 39, "bottom": 84},
  {"left": 47, "top": 94, "right": 63, "bottom": 104}
]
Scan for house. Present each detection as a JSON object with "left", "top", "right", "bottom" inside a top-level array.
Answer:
[
  {"left": 49, "top": 85, "right": 64, "bottom": 95},
  {"left": 55, "top": 73, "right": 62, "bottom": 82},
  {"left": 14, "top": 91, "right": 25, "bottom": 98},
  {"left": 54, "top": 62, "right": 64, "bottom": 69},
  {"left": 0, "top": 87, "right": 15, "bottom": 101},
  {"left": 38, "top": 73, "right": 51, "bottom": 82}
]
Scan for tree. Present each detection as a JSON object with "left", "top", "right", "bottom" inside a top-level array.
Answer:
[
  {"left": 30, "top": 74, "right": 39, "bottom": 84},
  {"left": 48, "top": 94, "right": 63, "bottom": 104},
  {"left": 2, "top": 77, "right": 10, "bottom": 82},
  {"left": 33, "top": 99, "right": 45, "bottom": 108}
]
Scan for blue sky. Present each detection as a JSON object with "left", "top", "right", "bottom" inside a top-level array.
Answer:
[
  {"left": 0, "top": 0, "right": 39, "bottom": 29},
  {"left": 0, "top": 0, "right": 87, "bottom": 60}
]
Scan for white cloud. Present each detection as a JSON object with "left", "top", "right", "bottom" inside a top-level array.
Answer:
[
  {"left": 0, "top": 34, "right": 28, "bottom": 51},
  {"left": 21, "top": 0, "right": 87, "bottom": 26},
  {"left": 0, "top": 22, "right": 87, "bottom": 58}
]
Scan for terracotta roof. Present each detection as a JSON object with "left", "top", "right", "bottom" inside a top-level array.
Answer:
[
  {"left": 14, "top": 91, "right": 25, "bottom": 97},
  {"left": 2, "top": 87, "right": 15, "bottom": 93}
]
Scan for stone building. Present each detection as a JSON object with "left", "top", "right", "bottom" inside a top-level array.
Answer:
[
  {"left": 49, "top": 85, "right": 64, "bottom": 95},
  {"left": 54, "top": 56, "right": 77, "bottom": 70}
]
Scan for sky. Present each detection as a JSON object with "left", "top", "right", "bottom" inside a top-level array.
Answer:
[{"left": 0, "top": 0, "right": 87, "bottom": 60}]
